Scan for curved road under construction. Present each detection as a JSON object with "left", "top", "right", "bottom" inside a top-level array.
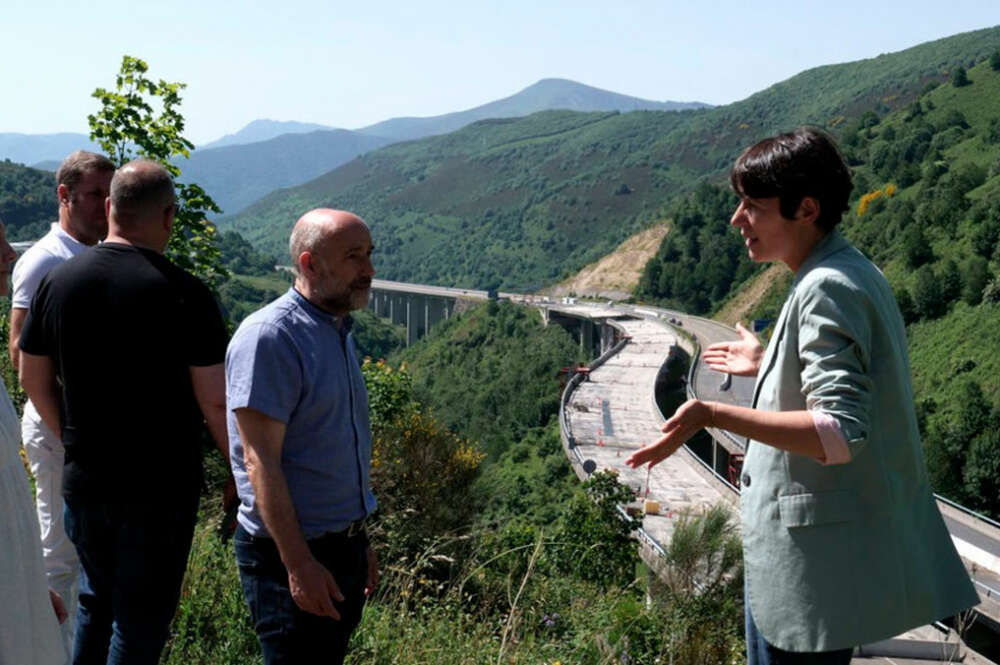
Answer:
[{"left": 539, "top": 297, "right": 1000, "bottom": 664}]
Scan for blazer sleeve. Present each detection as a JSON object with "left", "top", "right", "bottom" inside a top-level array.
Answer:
[{"left": 796, "top": 272, "right": 874, "bottom": 456}]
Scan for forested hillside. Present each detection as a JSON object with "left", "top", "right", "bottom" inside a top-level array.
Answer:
[
  {"left": 0, "top": 161, "right": 55, "bottom": 240},
  {"left": 221, "top": 26, "right": 1000, "bottom": 290}
]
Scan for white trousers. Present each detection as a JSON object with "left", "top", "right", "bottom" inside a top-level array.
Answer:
[{"left": 22, "top": 401, "right": 77, "bottom": 658}]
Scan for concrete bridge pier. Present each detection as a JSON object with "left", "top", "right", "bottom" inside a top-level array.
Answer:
[
  {"left": 599, "top": 321, "right": 618, "bottom": 355},
  {"left": 579, "top": 319, "right": 595, "bottom": 355},
  {"left": 368, "top": 291, "right": 459, "bottom": 347}
]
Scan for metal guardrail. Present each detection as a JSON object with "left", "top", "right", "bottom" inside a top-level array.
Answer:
[
  {"left": 974, "top": 579, "right": 999, "bottom": 602},
  {"left": 559, "top": 319, "right": 631, "bottom": 469},
  {"left": 936, "top": 493, "right": 1000, "bottom": 531}
]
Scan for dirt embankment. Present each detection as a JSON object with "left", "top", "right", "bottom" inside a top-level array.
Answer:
[
  {"left": 542, "top": 224, "right": 669, "bottom": 300},
  {"left": 713, "top": 264, "right": 790, "bottom": 326}
]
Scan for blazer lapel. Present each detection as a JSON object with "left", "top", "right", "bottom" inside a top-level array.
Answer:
[{"left": 751, "top": 295, "right": 792, "bottom": 409}]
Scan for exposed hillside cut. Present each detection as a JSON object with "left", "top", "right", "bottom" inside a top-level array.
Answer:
[{"left": 543, "top": 223, "right": 669, "bottom": 300}]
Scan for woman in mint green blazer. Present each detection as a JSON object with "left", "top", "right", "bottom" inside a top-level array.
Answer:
[{"left": 627, "top": 128, "right": 978, "bottom": 664}]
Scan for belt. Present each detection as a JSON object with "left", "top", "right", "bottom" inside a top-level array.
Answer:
[{"left": 317, "top": 517, "right": 366, "bottom": 540}]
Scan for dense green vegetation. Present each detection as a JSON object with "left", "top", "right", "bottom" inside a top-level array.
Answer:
[
  {"left": 217, "top": 230, "right": 276, "bottom": 276},
  {"left": 636, "top": 183, "right": 755, "bottom": 313},
  {"left": 397, "top": 301, "right": 582, "bottom": 457},
  {"left": 222, "top": 26, "right": 1000, "bottom": 291},
  {"left": 0, "top": 160, "right": 56, "bottom": 241}
]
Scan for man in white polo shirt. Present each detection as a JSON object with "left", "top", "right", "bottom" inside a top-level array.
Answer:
[{"left": 8, "top": 150, "right": 114, "bottom": 654}]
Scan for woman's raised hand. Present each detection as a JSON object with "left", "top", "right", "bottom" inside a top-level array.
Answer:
[{"left": 702, "top": 322, "right": 763, "bottom": 377}]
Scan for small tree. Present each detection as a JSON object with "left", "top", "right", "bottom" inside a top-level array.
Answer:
[
  {"left": 88, "top": 55, "right": 226, "bottom": 286},
  {"left": 990, "top": 50, "right": 1000, "bottom": 72},
  {"left": 951, "top": 66, "right": 970, "bottom": 88},
  {"left": 912, "top": 264, "right": 947, "bottom": 320}
]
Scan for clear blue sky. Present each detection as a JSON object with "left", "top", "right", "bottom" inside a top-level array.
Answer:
[{"left": 3, "top": 0, "right": 999, "bottom": 145}]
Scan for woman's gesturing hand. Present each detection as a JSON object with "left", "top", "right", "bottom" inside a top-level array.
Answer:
[
  {"left": 625, "top": 399, "right": 713, "bottom": 470},
  {"left": 702, "top": 322, "right": 763, "bottom": 377}
]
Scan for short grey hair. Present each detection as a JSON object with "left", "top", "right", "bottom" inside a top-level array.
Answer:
[
  {"left": 110, "top": 160, "right": 175, "bottom": 225},
  {"left": 57, "top": 151, "right": 115, "bottom": 195},
  {"left": 289, "top": 219, "right": 328, "bottom": 274}
]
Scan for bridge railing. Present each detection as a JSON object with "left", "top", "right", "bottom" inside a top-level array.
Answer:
[
  {"left": 935, "top": 493, "right": 1000, "bottom": 531},
  {"left": 559, "top": 319, "right": 630, "bottom": 470}
]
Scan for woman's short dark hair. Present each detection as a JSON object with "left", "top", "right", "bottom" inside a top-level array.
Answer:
[{"left": 730, "top": 127, "right": 853, "bottom": 232}]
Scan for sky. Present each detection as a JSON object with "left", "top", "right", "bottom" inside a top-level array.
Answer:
[{"left": 3, "top": 0, "right": 1000, "bottom": 145}]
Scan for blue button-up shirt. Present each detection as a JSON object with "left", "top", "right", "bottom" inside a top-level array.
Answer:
[{"left": 226, "top": 288, "right": 377, "bottom": 539}]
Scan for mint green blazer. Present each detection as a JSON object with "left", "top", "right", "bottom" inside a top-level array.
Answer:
[{"left": 741, "top": 230, "right": 978, "bottom": 652}]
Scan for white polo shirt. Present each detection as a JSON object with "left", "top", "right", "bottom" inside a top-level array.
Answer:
[
  {"left": 12, "top": 223, "right": 89, "bottom": 310},
  {"left": 12, "top": 222, "right": 90, "bottom": 426}
]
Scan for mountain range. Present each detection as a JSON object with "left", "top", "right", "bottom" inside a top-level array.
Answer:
[
  {"left": 197, "top": 119, "right": 335, "bottom": 150},
  {"left": 0, "top": 133, "right": 101, "bottom": 168},
  {"left": 219, "top": 25, "right": 1000, "bottom": 289},
  {"left": 1, "top": 78, "right": 707, "bottom": 215},
  {"left": 353, "top": 78, "right": 708, "bottom": 142}
]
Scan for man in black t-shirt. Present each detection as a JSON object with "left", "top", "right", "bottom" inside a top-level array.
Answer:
[{"left": 19, "top": 160, "right": 230, "bottom": 665}]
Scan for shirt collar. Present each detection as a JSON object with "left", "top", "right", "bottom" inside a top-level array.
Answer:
[{"left": 288, "top": 287, "right": 354, "bottom": 331}]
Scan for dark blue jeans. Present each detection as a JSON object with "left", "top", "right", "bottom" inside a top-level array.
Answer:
[
  {"left": 745, "top": 595, "right": 854, "bottom": 665},
  {"left": 234, "top": 524, "right": 368, "bottom": 665},
  {"left": 64, "top": 493, "right": 199, "bottom": 665}
]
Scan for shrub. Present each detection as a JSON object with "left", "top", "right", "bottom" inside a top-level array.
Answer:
[{"left": 951, "top": 66, "right": 970, "bottom": 87}]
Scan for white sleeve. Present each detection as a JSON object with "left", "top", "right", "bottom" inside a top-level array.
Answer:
[{"left": 11, "top": 250, "right": 63, "bottom": 310}]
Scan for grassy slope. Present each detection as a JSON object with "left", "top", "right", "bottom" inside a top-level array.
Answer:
[{"left": 220, "top": 27, "right": 1000, "bottom": 291}]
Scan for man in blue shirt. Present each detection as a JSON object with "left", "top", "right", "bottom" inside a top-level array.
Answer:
[{"left": 226, "top": 208, "right": 378, "bottom": 664}]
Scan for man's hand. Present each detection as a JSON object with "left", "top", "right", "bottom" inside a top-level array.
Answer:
[
  {"left": 287, "top": 556, "right": 345, "bottom": 619},
  {"left": 702, "top": 322, "right": 763, "bottom": 377},
  {"left": 626, "top": 399, "right": 713, "bottom": 470},
  {"left": 49, "top": 588, "right": 68, "bottom": 624},
  {"left": 364, "top": 545, "right": 379, "bottom": 597},
  {"left": 222, "top": 475, "right": 239, "bottom": 515}
]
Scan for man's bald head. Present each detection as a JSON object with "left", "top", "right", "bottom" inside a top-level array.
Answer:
[
  {"left": 289, "top": 209, "right": 368, "bottom": 274},
  {"left": 289, "top": 209, "right": 375, "bottom": 316},
  {"left": 110, "top": 160, "right": 176, "bottom": 227}
]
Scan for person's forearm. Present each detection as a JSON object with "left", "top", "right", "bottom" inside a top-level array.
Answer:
[
  {"left": 709, "top": 401, "right": 823, "bottom": 459},
  {"left": 19, "top": 353, "right": 61, "bottom": 435},
  {"left": 8, "top": 308, "right": 26, "bottom": 369},
  {"left": 203, "top": 403, "right": 231, "bottom": 464},
  {"left": 248, "top": 458, "right": 312, "bottom": 569},
  {"left": 190, "top": 364, "right": 230, "bottom": 463}
]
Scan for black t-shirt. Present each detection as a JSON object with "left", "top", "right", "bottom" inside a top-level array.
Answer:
[{"left": 20, "top": 243, "right": 228, "bottom": 501}]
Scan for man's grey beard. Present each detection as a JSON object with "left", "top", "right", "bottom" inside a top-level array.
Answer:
[{"left": 316, "top": 283, "right": 370, "bottom": 314}]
